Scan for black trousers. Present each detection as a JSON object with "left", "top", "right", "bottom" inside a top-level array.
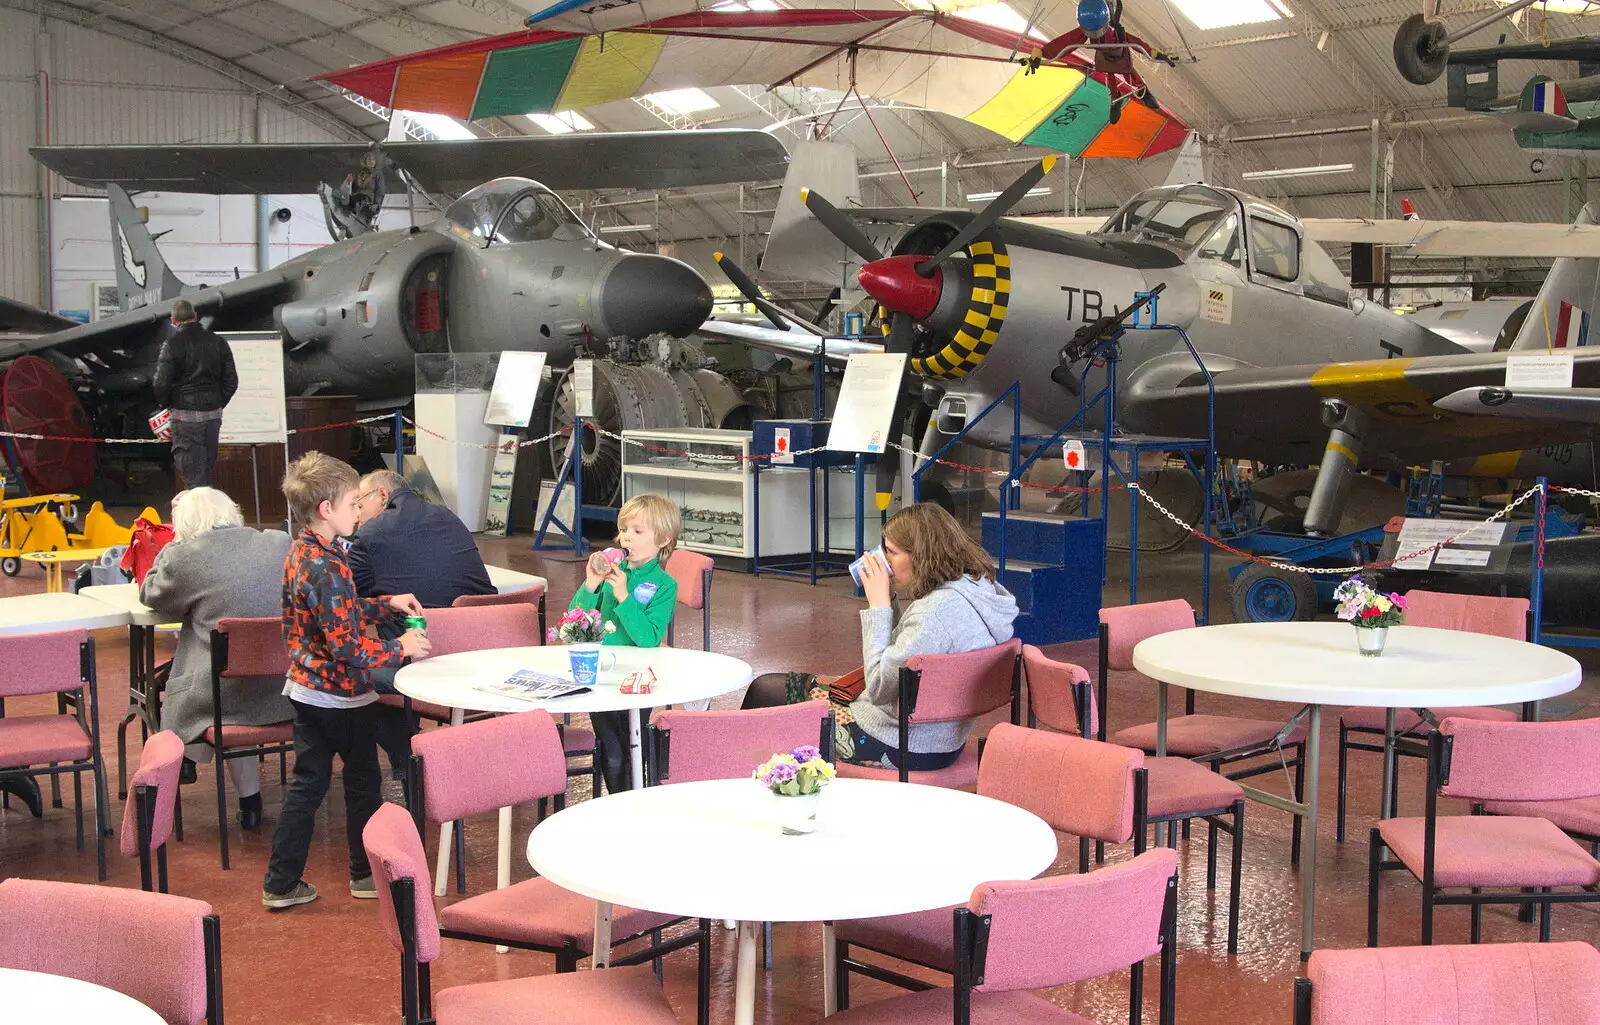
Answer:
[
  {"left": 591, "top": 709, "right": 649, "bottom": 794},
  {"left": 171, "top": 416, "right": 222, "bottom": 489},
  {"left": 264, "top": 700, "right": 382, "bottom": 894}
]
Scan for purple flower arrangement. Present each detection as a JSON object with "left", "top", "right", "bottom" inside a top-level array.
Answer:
[{"left": 754, "top": 746, "right": 835, "bottom": 797}]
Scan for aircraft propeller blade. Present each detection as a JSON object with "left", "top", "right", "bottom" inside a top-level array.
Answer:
[
  {"left": 713, "top": 251, "right": 827, "bottom": 336},
  {"left": 918, "top": 155, "right": 1057, "bottom": 276},
  {"left": 800, "top": 187, "right": 884, "bottom": 264},
  {"left": 874, "top": 309, "right": 919, "bottom": 511}
]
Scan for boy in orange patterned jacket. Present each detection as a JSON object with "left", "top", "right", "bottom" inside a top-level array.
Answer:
[{"left": 262, "top": 452, "right": 430, "bottom": 910}]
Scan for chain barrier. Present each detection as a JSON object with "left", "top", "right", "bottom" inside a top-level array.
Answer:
[
  {"left": 403, "top": 419, "right": 571, "bottom": 451},
  {"left": 1128, "top": 481, "right": 1547, "bottom": 576}
]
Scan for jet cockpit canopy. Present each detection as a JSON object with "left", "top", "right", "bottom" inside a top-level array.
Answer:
[
  {"left": 1096, "top": 185, "right": 1242, "bottom": 256},
  {"left": 442, "top": 178, "right": 593, "bottom": 246}
]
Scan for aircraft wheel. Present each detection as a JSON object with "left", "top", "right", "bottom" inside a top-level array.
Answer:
[
  {"left": 1, "top": 557, "right": 19, "bottom": 577},
  {"left": 1231, "top": 563, "right": 1317, "bottom": 623},
  {"left": 1393, "top": 14, "right": 1449, "bottom": 86}
]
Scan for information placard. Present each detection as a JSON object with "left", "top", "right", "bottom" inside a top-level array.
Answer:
[
  {"left": 1506, "top": 353, "right": 1574, "bottom": 390},
  {"left": 571, "top": 359, "right": 596, "bottom": 419},
  {"left": 219, "top": 334, "right": 287, "bottom": 444},
  {"left": 484, "top": 351, "right": 546, "bottom": 428},
  {"left": 826, "top": 352, "right": 908, "bottom": 454},
  {"left": 1391, "top": 517, "right": 1510, "bottom": 571}
]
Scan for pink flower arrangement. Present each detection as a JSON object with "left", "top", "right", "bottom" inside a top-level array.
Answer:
[
  {"left": 547, "top": 608, "right": 615, "bottom": 645},
  {"left": 1334, "top": 576, "right": 1407, "bottom": 629}
]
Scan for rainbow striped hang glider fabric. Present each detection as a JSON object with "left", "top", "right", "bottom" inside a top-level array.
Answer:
[{"left": 314, "top": 6, "right": 1187, "bottom": 161}]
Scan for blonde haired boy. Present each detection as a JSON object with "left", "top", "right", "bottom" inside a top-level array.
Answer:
[{"left": 569, "top": 493, "right": 680, "bottom": 793}]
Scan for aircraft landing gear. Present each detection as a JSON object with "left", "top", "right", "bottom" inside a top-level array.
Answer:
[{"left": 1303, "top": 399, "right": 1368, "bottom": 537}]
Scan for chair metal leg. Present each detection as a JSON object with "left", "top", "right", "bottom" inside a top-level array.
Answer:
[
  {"left": 49, "top": 761, "right": 61, "bottom": 808},
  {"left": 1421, "top": 884, "right": 1434, "bottom": 946},
  {"left": 1520, "top": 887, "right": 1537, "bottom": 923},
  {"left": 1367, "top": 828, "right": 1382, "bottom": 947},
  {"left": 1470, "top": 894, "right": 1482, "bottom": 944},
  {"left": 116, "top": 712, "right": 135, "bottom": 800},
  {"left": 1206, "top": 820, "right": 1218, "bottom": 889},
  {"left": 1540, "top": 888, "right": 1553, "bottom": 941},
  {"left": 73, "top": 769, "right": 84, "bottom": 851},
  {"left": 217, "top": 753, "right": 231, "bottom": 870},
  {"left": 835, "top": 940, "right": 851, "bottom": 1011},
  {"left": 697, "top": 919, "right": 711, "bottom": 1025},
  {"left": 1290, "top": 745, "right": 1305, "bottom": 867},
  {"left": 453, "top": 819, "right": 466, "bottom": 894},
  {"left": 651, "top": 927, "right": 663, "bottom": 980},
  {"left": 1229, "top": 800, "right": 1243, "bottom": 956},
  {"left": 1335, "top": 724, "right": 1348, "bottom": 844},
  {"left": 1079, "top": 836, "right": 1091, "bottom": 874}
]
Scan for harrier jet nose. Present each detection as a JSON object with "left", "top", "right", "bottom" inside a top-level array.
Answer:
[
  {"left": 599, "top": 254, "right": 713, "bottom": 338},
  {"left": 857, "top": 255, "right": 942, "bottom": 321}
]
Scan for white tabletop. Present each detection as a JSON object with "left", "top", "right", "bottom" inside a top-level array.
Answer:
[
  {"left": 1133, "top": 621, "right": 1583, "bottom": 708},
  {"left": 527, "top": 778, "right": 1058, "bottom": 923},
  {"left": 1, "top": 967, "right": 165, "bottom": 1024},
  {"left": 395, "top": 644, "right": 752, "bottom": 715},
  {"left": 486, "top": 565, "right": 548, "bottom": 595},
  {"left": 79, "top": 583, "right": 171, "bottom": 628},
  {"left": 0, "top": 592, "right": 130, "bottom": 635}
]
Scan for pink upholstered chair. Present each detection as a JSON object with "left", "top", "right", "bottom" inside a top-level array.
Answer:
[
  {"left": 1336, "top": 590, "right": 1525, "bottom": 842},
  {"left": 361, "top": 803, "right": 678, "bottom": 1025},
  {"left": 120, "top": 729, "right": 184, "bottom": 893},
  {"left": 452, "top": 582, "right": 547, "bottom": 638},
  {"left": 826, "top": 847, "right": 1180, "bottom": 1025},
  {"left": 0, "top": 628, "right": 108, "bottom": 880},
  {"left": 1100, "top": 600, "right": 1308, "bottom": 866},
  {"left": 664, "top": 548, "right": 714, "bottom": 650},
  {"left": 407, "top": 710, "right": 712, "bottom": 1024},
  {"left": 646, "top": 700, "right": 834, "bottom": 784},
  {"left": 205, "top": 617, "right": 292, "bottom": 871},
  {"left": 1025, "top": 644, "right": 1244, "bottom": 954},
  {"left": 1369, "top": 717, "right": 1600, "bottom": 946},
  {"left": 833, "top": 722, "right": 1153, "bottom": 1007},
  {"left": 835, "top": 638, "right": 1023, "bottom": 788},
  {"left": 0, "top": 877, "right": 223, "bottom": 1024},
  {"left": 1295, "top": 942, "right": 1600, "bottom": 1024}
]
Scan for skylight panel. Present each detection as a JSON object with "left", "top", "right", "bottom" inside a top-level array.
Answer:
[
  {"left": 1169, "top": 0, "right": 1292, "bottom": 31},
  {"left": 950, "top": 2, "right": 1048, "bottom": 40},
  {"left": 646, "top": 88, "right": 721, "bottom": 115},
  {"left": 527, "top": 111, "right": 595, "bottom": 134},
  {"left": 400, "top": 111, "right": 476, "bottom": 140}
]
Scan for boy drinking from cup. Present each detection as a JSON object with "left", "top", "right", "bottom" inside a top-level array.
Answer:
[{"left": 569, "top": 493, "right": 679, "bottom": 794}]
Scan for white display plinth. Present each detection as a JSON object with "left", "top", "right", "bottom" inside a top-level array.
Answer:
[{"left": 415, "top": 391, "right": 497, "bottom": 532}]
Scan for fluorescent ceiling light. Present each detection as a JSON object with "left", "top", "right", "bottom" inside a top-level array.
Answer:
[
  {"left": 527, "top": 110, "right": 594, "bottom": 134},
  {"left": 598, "top": 223, "right": 654, "bottom": 234},
  {"left": 966, "top": 186, "right": 1050, "bottom": 202},
  {"left": 1241, "top": 163, "right": 1352, "bottom": 180},
  {"left": 400, "top": 111, "right": 476, "bottom": 140},
  {"left": 951, "top": 2, "right": 1048, "bottom": 40},
  {"left": 57, "top": 195, "right": 105, "bottom": 202},
  {"left": 1170, "top": 0, "right": 1292, "bottom": 31},
  {"left": 646, "top": 88, "right": 720, "bottom": 115}
]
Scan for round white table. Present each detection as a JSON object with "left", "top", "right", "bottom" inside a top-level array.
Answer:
[
  {"left": 396, "top": 644, "right": 753, "bottom": 901},
  {"left": 527, "top": 777, "right": 1058, "bottom": 1025},
  {"left": 1133, "top": 621, "right": 1582, "bottom": 959},
  {"left": 0, "top": 591, "right": 129, "bottom": 635},
  {"left": 485, "top": 564, "right": 548, "bottom": 595},
  {"left": 1, "top": 967, "right": 165, "bottom": 1024},
  {"left": 80, "top": 584, "right": 183, "bottom": 801}
]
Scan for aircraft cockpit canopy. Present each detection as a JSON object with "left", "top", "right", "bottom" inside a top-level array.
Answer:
[
  {"left": 443, "top": 178, "right": 593, "bottom": 245},
  {"left": 1097, "top": 186, "right": 1236, "bottom": 254}
]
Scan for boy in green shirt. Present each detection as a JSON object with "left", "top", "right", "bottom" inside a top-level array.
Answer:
[{"left": 570, "top": 493, "right": 680, "bottom": 793}]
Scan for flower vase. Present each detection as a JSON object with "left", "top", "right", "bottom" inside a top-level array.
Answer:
[
  {"left": 1356, "top": 627, "right": 1388, "bottom": 657},
  {"left": 774, "top": 791, "right": 821, "bottom": 835}
]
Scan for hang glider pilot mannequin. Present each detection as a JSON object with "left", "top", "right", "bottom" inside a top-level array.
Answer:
[
  {"left": 318, "top": 151, "right": 386, "bottom": 241},
  {"left": 1025, "top": 0, "right": 1178, "bottom": 122}
]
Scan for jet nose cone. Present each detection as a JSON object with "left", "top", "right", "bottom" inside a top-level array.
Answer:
[
  {"left": 857, "top": 255, "right": 942, "bottom": 321},
  {"left": 599, "top": 254, "right": 713, "bottom": 339}
]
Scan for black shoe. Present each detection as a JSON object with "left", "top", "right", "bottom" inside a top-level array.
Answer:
[
  {"left": 179, "top": 759, "right": 197, "bottom": 785},
  {"left": 238, "top": 793, "right": 263, "bottom": 831},
  {"left": 0, "top": 775, "right": 42, "bottom": 818}
]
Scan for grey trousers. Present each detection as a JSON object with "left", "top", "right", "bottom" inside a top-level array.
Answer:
[{"left": 171, "top": 417, "right": 222, "bottom": 489}]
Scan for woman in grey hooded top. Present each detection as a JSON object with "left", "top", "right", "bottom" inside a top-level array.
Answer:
[
  {"left": 140, "top": 487, "right": 292, "bottom": 829},
  {"left": 744, "top": 502, "right": 1018, "bottom": 771}
]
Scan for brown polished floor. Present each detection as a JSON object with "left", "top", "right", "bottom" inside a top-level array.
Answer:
[{"left": 2, "top": 536, "right": 1597, "bottom": 1024}]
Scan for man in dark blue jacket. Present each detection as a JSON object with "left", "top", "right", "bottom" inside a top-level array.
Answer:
[{"left": 348, "top": 470, "right": 495, "bottom": 778}]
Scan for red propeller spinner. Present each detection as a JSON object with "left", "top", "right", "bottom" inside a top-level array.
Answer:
[{"left": 857, "top": 255, "right": 943, "bottom": 321}]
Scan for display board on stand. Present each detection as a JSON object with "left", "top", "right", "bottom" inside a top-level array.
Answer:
[
  {"left": 826, "top": 353, "right": 907, "bottom": 455},
  {"left": 218, "top": 332, "right": 288, "bottom": 526},
  {"left": 482, "top": 352, "right": 546, "bottom": 537}
]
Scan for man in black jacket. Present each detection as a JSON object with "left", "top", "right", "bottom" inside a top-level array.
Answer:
[
  {"left": 349, "top": 470, "right": 496, "bottom": 779},
  {"left": 152, "top": 299, "right": 238, "bottom": 489}
]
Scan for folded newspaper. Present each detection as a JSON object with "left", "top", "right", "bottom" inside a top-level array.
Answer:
[{"left": 474, "top": 669, "right": 590, "bottom": 702}]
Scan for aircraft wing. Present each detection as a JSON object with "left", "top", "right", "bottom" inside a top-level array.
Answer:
[
  {"left": 1122, "top": 349, "right": 1600, "bottom": 468},
  {"left": 695, "top": 318, "right": 881, "bottom": 365},
  {"left": 0, "top": 297, "right": 80, "bottom": 335},
  {"left": 1437, "top": 386, "right": 1600, "bottom": 424},
  {"left": 0, "top": 272, "right": 295, "bottom": 362},
  {"left": 30, "top": 130, "right": 791, "bottom": 195},
  {"left": 1300, "top": 217, "right": 1600, "bottom": 257}
]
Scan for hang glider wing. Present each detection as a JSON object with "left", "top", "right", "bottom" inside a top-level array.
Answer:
[
  {"left": 1299, "top": 216, "right": 1600, "bottom": 257},
  {"left": 1122, "top": 349, "right": 1600, "bottom": 468},
  {"left": 31, "top": 130, "right": 791, "bottom": 196},
  {"left": 312, "top": 7, "right": 1189, "bottom": 163},
  {"left": 1437, "top": 385, "right": 1600, "bottom": 424}
]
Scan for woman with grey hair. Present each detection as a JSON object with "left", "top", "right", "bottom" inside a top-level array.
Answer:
[{"left": 141, "top": 487, "right": 292, "bottom": 829}]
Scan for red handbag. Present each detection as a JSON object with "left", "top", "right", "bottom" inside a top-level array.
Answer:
[{"left": 119, "top": 518, "right": 175, "bottom": 585}]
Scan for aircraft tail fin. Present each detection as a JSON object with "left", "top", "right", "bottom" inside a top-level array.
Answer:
[
  {"left": 1508, "top": 200, "right": 1600, "bottom": 351},
  {"left": 108, "top": 184, "right": 185, "bottom": 312},
  {"left": 1162, "top": 131, "right": 1209, "bottom": 187},
  {"left": 1400, "top": 198, "right": 1419, "bottom": 221},
  {"left": 1497, "top": 76, "right": 1579, "bottom": 134}
]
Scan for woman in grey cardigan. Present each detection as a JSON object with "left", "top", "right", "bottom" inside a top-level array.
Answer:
[{"left": 141, "top": 487, "right": 292, "bottom": 829}]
